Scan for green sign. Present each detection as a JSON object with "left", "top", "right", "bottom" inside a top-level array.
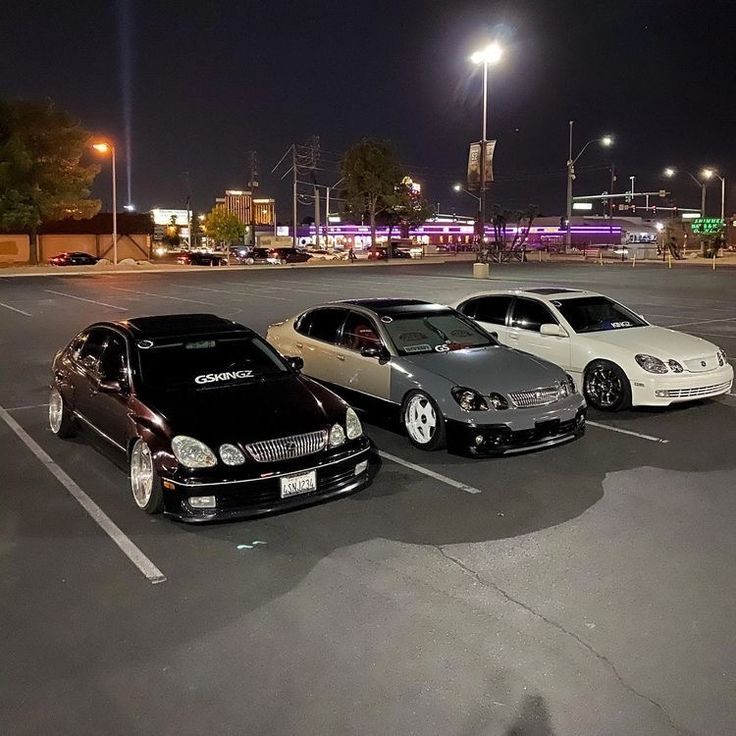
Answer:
[{"left": 691, "top": 218, "right": 724, "bottom": 234}]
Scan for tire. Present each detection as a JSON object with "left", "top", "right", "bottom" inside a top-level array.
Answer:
[
  {"left": 48, "top": 387, "right": 76, "bottom": 438},
  {"left": 129, "top": 439, "right": 164, "bottom": 514},
  {"left": 280, "top": 258, "right": 287, "bottom": 265},
  {"left": 401, "top": 391, "right": 447, "bottom": 450},
  {"left": 245, "top": 257, "right": 254, "bottom": 265},
  {"left": 583, "top": 360, "right": 632, "bottom": 411}
]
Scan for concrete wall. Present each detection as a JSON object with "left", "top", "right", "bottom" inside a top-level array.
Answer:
[{"left": 0, "top": 234, "right": 31, "bottom": 264}]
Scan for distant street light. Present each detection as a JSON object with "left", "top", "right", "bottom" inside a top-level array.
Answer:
[
  {"left": 470, "top": 41, "right": 503, "bottom": 243},
  {"left": 702, "top": 168, "right": 726, "bottom": 220},
  {"left": 664, "top": 167, "right": 708, "bottom": 216},
  {"left": 92, "top": 141, "right": 118, "bottom": 264},
  {"left": 565, "top": 122, "right": 613, "bottom": 249},
  {"left": 453, "top": 183, "right": 481, "bottom": 204}
]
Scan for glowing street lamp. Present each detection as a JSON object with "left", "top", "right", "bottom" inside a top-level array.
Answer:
[
  {"left": 565, "top": 123, "right": 613, "bottom": 249},
  {"left": 702, "top": 168, "right": 726, "bottom": 220},
  {"left": 453, "top": 182, "right": 480, "bottom": 203},
  {"left": 92, "top": 141, "right": 118, "bottom": 264},
  {"left": 664, "top": 167, "right": 708, "bottom": 216},
  {"left": 469, "top": 41, "right": 503, "bottom": 244}
]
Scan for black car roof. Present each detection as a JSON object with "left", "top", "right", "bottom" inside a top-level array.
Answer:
[
  {"left": 522, "top": 287, "right": 582, "bottom": 295},
  {"left": 120, "top": 314, "right": 248, "bottom": 339},
  {"left": 339, "top": 298, "right": 449, "bottom": 316}
]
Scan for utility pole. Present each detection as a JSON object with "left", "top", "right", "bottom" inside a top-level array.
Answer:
[
  {"left": 314, "top": 188, "right": 321, "bottom": 250},
  {"left": 292, "top": 145, "right": 298, "bottom": 249}
]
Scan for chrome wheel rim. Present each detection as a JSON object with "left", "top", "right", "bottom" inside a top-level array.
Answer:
[
  {"left": 585, "top": 366, "right": 623, "bottom": 408},
  {"left": 49, "top": 389, "right": 63, "bottom": 434},
  {"left": 405, "top": 394, "right": 437, "bottom": 444},
  {"left": 130, "top": 441, "right": 154, "bottom": 508}
]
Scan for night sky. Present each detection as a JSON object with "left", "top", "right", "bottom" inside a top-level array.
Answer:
[{"left": 2, "top": 0, "right": 734, "bottom": 220}]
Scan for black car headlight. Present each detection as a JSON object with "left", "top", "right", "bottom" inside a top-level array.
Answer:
[
  {"left": 452, "top": 387, "right": 489, "bottom": 411},
  {"left": 345, "top": 407, "right": 363, "bottom": 440},
  {"left": 219, "top": 443, "right": 246, "bottom": 466},
  {"left": 635, "top": 354, "right": 668, "bottom": 374},
  {"left": 329, "top": 423, "right": 346, "bottom": 447},
  {"left": 172, "top": 435, "right": 218, "bottom": 468}
]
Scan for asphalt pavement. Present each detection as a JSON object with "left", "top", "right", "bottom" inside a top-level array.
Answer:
[{"left": 1, "top": 260, "right": 735, "bottom": 736}]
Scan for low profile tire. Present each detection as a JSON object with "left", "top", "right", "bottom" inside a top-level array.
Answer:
[
  {"left": 402, "top": 391, "right": 447, "bottom": 451},
  {"left": 583, "top": 360, "right": 632, "bottom": 412},
  {"left": 48, "top": 387, "right": 76, "bottom": 438},
  {"left": 129, "top": 439, "right": 164, "bottom": 514}
]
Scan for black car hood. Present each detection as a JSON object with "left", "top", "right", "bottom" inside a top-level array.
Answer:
[{"left": 142, "top": 374, "right": 347, "bottom": 446}]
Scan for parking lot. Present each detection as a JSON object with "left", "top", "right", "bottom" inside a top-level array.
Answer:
[{"left": 2, "top": 260, "right": 735, "bottom": 735}]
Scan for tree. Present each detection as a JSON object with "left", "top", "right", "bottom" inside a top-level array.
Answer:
[
  {"left": 162, "top": 214, "right": 181, "bottom": 249},
  {"left": 203, "top": 205, "right": 245, "bottom": 248},
  {"left": 378, "top": 177, "right": 433, "bottom": 251},
  {"left": 0, "top": 97, "right": 100, "bottom": 263},
  {"left": 486, "top": 204, "right": 539, "bottom": 263},
  {"left": 341, "top": 138, "right": 403, "bottom": 251}
]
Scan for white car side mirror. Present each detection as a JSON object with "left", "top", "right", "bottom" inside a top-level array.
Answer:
[{"left": 540, "top": 323, "right": 567, "bottom": 337}]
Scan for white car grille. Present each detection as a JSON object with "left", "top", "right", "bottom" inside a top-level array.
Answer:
[
  {"left": 684, "top": 354, "right": 719, "bottom": 373},
  {"left": 246, "top": 430, "right": 327, "bottom": 463},
  {"left": 509, "top": 386, "right": 560, "bottom": 408},
  {"left": 657, "top": 381, "right": 732, "bottom": 399}
]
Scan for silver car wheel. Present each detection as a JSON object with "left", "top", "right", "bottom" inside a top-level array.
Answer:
[
  {"left": 130, "top": 440, "right": 154, "bottom": 509},
  {"left": 404, "top": 394, "right": 437, "bottom": 445},
  {"left": 585, "top": 364, "right": 623, "bottom": 409},
  {"left": 49, "top": 388, "right": 63, "bottom": 434}
]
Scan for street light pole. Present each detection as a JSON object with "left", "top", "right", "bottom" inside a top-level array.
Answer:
[
  {"left": 702, "top": 169, "right": 725, "bottom": 220},
  {"left": 92, "top": 142, "right": 118, "bottom": 264}
]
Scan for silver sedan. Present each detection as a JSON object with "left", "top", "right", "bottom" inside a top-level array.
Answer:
[{"left": 267, "top": 298, "right": 587, "bottom": 455}]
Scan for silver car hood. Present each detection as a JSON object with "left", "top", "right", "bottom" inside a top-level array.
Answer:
[{"left": 399, "top": 345, "right": 566, "bottom": 393}]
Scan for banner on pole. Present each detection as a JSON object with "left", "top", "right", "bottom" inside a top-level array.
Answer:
[{"left": 467, "top": 140, "right": 497, "bottom": 190}]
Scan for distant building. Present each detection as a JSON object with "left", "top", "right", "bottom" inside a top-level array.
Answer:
[
  {"left": 222, "top": 189, "right": 253, "bottom": 225},
  {"left": 252, "top": 198, "right": 275, "bottom": 226}
]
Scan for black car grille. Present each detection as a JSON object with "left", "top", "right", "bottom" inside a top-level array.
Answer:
[{"left": 245, "top": 430, "right": 327, "bottom": 463}]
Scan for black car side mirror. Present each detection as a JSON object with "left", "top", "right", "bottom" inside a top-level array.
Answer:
[
  {"left": 360, "top": 346, "right": 390, "bottom": 363},
  {"left": 287, "top": 356, "right": 304, "bottom": 372}
]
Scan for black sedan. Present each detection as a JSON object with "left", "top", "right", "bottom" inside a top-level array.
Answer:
[
  {"left": 49, "top": 314, "right": 371, "bottom": 522},
  {"left": 176, "top": 251, "right": 228, "bottom": 266},
  {"left": 48, "top": 251, "right": 100, "bottom": 266}
]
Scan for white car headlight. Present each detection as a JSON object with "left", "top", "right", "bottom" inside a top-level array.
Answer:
[
  {"left": 635, "top": 354, "right": 668, "bottom": 374},
  {"left": 717, "top": 347, "right": 727, "bottom": 366},
  {"left": 171, "top": 435, "right": 217, "bottom": 468},
  {"left": 329, "top": 423, "right": 346, "bottom": 447},
  {"left": 346, "top": 407, "right": 363, "bottom": 440},
  {"left": 219, "top": 443, "right": 246, "bottom": 465}
]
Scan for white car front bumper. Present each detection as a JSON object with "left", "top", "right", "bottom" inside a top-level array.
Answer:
[{"left": 630, "top": 363, "right": 734, "bottom": 406}]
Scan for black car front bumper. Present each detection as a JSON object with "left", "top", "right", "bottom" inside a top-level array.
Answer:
[
  {"left": 447, "top": 408, "right": 586, "bottom": 457},
  {"left": 161, "top": 438, "right": 372, "bottom": 522}
]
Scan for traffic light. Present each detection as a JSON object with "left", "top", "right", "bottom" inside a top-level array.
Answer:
[
  {"left": 631, "top": 204, "right": 637, "bottom": 213},
  {"left": 651, "top": 205, "right": 657, "bottom": 214}
]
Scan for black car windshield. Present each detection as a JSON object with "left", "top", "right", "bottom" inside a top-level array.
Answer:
[
  {"left": 137, "top": 333, "right": 287, "bottom": 390},
  {"left": 383, "top": 310, "right": 496, "bottom": 355},
  {"left": 555, "top": 296, "right": 647, "bottom": 333}
]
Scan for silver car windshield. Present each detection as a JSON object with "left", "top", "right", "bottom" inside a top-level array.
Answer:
[
  {"left": 383, "top": 311, "right": 495, "bottom": 355},
  {"left": 555, "top": 296, "right": 646, "bottom": 333}
]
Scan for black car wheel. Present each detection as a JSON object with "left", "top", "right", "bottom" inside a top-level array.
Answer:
[
  {"left": 279, "top": 258, "right": 287, "bottom": 265},
  {"left": 48, "top": 387, "right": 76, "bottom": 438},
  {"left": 401, "top": 391, "right": 447, "bottom": 450},
  {"left": 583, "top": 360, "right": 631, "bottom": 411},
  {"left": 129, "top": 439, "right": 164, "bottom": 514}
]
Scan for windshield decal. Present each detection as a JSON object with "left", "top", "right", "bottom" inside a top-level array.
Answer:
[
  {"left": 403, "top": 344, "right": 432, "bottom": 353},
  {"left": 609, "top": 321, "right": 633, "bottom": 328},
  {"left": 195, "top": 370, "right": 254, "bottom": 385},
  {"left": 434, "top": 344, "right": 450, "bottom": 352}
]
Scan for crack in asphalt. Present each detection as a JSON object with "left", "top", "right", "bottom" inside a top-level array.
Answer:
[{"left": 434, "top": 545, "right": 693, "bottom": 736}]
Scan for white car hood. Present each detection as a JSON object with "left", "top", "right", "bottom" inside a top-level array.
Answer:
[{"left": 580, "top": 325, "right": 719, "bottom": 359}]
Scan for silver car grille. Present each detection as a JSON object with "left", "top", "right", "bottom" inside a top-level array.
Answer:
[
  {"left": 246, "top": 430, "right": 327, "bottom": 463},
  {"left": 508, "top": 385, "right": 560, "bottom": 408},
  {"left": 657, "top": 381, "right": 731, "bottom": 399},
  {"left": 683, "top": 355, "right": 719, "bottom": 373}
]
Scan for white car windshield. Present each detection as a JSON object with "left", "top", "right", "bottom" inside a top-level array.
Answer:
[
  {"left": 555, "top": 296, "right": 646, "bottom": 333},
  {"left": 383, "top": 310, "right": 496, "bottom": 355}
]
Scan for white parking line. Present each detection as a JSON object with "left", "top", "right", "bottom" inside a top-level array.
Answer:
[
  {"left": 378, "top": 450, "right": 482, "bottom": 494},
  {"left": 0, "top": 300, "right": 32, "bottom": 317},
  {"left": 172, "top": 283, "right": 289, "bottom": 301},
  {"left": 587, "top": 420, "right": 669, "bottom": 444},
  {"left": 46, "top": 289, "right": 128, "bottom": 311},
  {"left": 668, "top": 316, "right": 736, "bottom": 328},
  {"left": 107, "top": 285, "right": 216, "bottom": 305},
  {"left": 0, "top": 403, "right": 166, "bottom": 584},
  {"left": 6, "top": 403, "right": 49, "bottom": 411}
]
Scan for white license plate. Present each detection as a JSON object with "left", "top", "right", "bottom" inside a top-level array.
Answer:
[{"left": 280, "top": 470, "right": 317, "bottom": 498}]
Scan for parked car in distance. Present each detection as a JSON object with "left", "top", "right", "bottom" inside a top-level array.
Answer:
[
  {"left": 176, "top": 251, "right": 228, "bottom": 266},
  {"left": 367, "top": 246, "right": 412, "bottom": 260},
  {"left": 454, "top": 288, "right": 734, "bottom": 411},
  {"left": 48, "top": 314, "right": 371, "bottom": 521},
  {"left": 239, "top": 247, "right": 313, "bottom": 265},
  {"left": 267, "top": 298, "right": 586, "bottom": 455},
  {"left": 48, "top": 251, "right": 100, "bottom": 266}
]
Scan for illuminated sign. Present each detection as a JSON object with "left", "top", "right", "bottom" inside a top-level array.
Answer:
[
  {"left": 150, "top": 208, "right": 189, "bottom": 226},
  {"left": 572, "top": 202, "right": 593, "bottom": 211},
  {"left": 681, "top": 212, "right": 701, "bottom": 220},
  {"left": 690, "top": 217, "right": 724, "bottom": 234}
]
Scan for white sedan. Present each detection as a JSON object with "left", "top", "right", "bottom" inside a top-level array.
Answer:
[{"left": 454, "top": 288, "right": 733, "bottom": 411}]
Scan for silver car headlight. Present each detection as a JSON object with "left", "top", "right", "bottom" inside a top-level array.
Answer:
[
  {"left": 329, "top": 423, "right": 346, "bottom": 447},
  {"left": 172, "top": 435, "right": 217, "bottom": 468},
  {"left": 451, "top": 387, "right": 490, "bottom": 411},
  {"left": 558, "top": 374, "right": 577, "bottom": 397},
  {"left": 635, "top": 354, "right": 668, "bottom": 374},
  {"left": 219, "top": 443, "right": 246, "bottom": 466},
  {"left": 345, "top": 407, "right": 363, "bottom": 440}
]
